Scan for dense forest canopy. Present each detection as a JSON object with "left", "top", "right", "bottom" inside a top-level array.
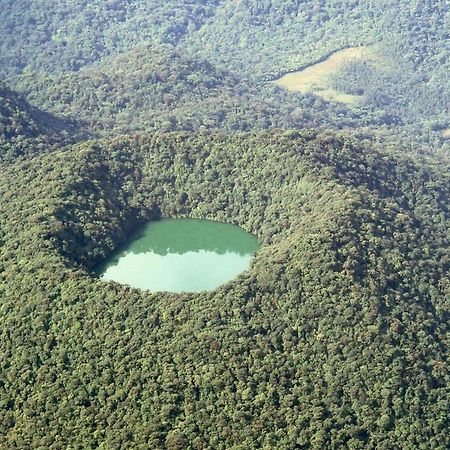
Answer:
[
  {"left": 0, "top": 0, "right": 221, "bottom": 75},
  {"left": 0, "top": 1, "right": 449, "bottom": 448},
  {"left": 10, "top": 43, "right": 385, "bottom": 136},
  {"left": 1, "top": 0, "right": 450, "bottom": 143},
  {"left": 0, "top": 132, "right": 449, "bottom": 448},
  {"left": 0, "top": 82, "right": 86, "bottom": 162}
]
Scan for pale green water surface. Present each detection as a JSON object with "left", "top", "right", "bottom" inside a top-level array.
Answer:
[{"left": 96, "top": 218, "right": 260, "bottom": 292}]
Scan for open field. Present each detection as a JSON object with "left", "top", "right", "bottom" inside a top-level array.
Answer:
[{"left": 273, "top": 47, "right": 374, "bottom": 104}]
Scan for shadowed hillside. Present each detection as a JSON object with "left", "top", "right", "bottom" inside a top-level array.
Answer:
[{"left": 0, "top": 82, "right": 87, "bottom": 162}]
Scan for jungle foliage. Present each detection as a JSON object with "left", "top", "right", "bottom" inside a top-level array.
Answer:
[
  {"left": 1, "top": 1, "right": 450, "bottom": 449},
  {"left": 2, "top": 0, "right": 450, "bottom": 143},
  {"left": 0, "top": 82, "right": 85, "bottom": 163},
  {"left": 9, "top": 44, "right": 380, "bottom": 137},
  {"left": 0, "top": 131, "right": 449, "bottom": 448}
]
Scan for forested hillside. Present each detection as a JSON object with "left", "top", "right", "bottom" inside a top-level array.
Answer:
[
  {"left": 0, "top": 82, "right": 84, "bottom": 162},
  {"left": 10, "top": 44, "right": 375, "bottom": 135},
  {"left": 2, "top": 0, "right": 450, "bottom": 141},
  {"left": 184, "top": 0, "right": 450, "bottom": 78},
  {"left": 0, "top": 0, "right": 221, "bottom": 76},
  {"left": 0, "top": 131, "right": 449, "bottom": 448},
  {"left": 1, "top": 1, "right": 449, "bottom": 448}
]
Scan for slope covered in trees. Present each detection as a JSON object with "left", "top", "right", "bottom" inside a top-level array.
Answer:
[
  {"left": 0, "top": 0, "right": 221, "bottom": 76},
  {"left": 2, "top": 1, "right": 450, "bottom": 142},
  {"left": 10, "top": 44, "right": 376, "bottom": 135},
  {"left": 183, "top": 0, "right": 450, "bottom": 131},
  {"left": 184, "top": 0, "right": 449, "bottom": 78},
  {"left": 0, "top": 82, "right": 84, "bottom": 163},
  {"left": 0, "top": 131, "right": 448, "bottom": 448}
]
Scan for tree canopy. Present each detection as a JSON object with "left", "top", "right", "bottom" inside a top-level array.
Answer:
[{"left": 0, "top": 131, "right": 448, "bottom": 448}]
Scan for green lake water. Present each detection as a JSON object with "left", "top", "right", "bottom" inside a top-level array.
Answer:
[{"left": 96, "top": 218, "right": 260, "bottom": 292}]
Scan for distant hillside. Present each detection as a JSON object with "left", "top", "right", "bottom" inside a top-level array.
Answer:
[
  {"left": 11, "top": 44, "right": 373, "bottom": 135},
  {"left": 11, "top": 44, "right": 243, "bottom": 132},
  {"left": 0, "top": 82, "right": 84, "bottom": 162},
  {"left": 0, "top": 0, "right": 221, "bottom": 77},
  {"left": 3, "top": 1, "right": 450, "bottom": 138},
  {"left": 184, "top": 0, "right": 450, "bottom": 129},
  {"left": 184, "top": 0, "right": 449, "bottom": 79}
]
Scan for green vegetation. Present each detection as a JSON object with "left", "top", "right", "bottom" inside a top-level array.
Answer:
[
  {"left": 183, "top": 0, "right": 450, "bottom": 132},
  {"left": 0, "top": 82, "right": 85, "bottom": 162},
  {"left": 8, "top": 44, "right": 377, "bottom": 136},
  {"left": 0, "top": 131, "right": 449, "bottom": 448},
  {"left": 0, "top": 0, "right": 221, "bottom": 76},
  {"left": 2, "top": 1, "right": 450, "bottom": 142},
  {"left": 1, "top": 1, "right": 450, "bottom": 448}
]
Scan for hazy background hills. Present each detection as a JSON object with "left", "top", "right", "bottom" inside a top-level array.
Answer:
[{"left": 1, "top": 0, "right": 450, "bottom": 146}]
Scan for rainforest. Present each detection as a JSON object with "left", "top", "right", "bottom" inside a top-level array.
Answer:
[{"left": 0, "top": 1, "right": 449, "bottom": 449}]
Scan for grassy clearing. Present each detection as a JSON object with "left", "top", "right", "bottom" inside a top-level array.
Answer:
[
  {"left": 273, "top": 47, "right": 374, "bottom": 104},
  {"left": 441, "top": 128, "right": 450, "bottom": 138}
]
